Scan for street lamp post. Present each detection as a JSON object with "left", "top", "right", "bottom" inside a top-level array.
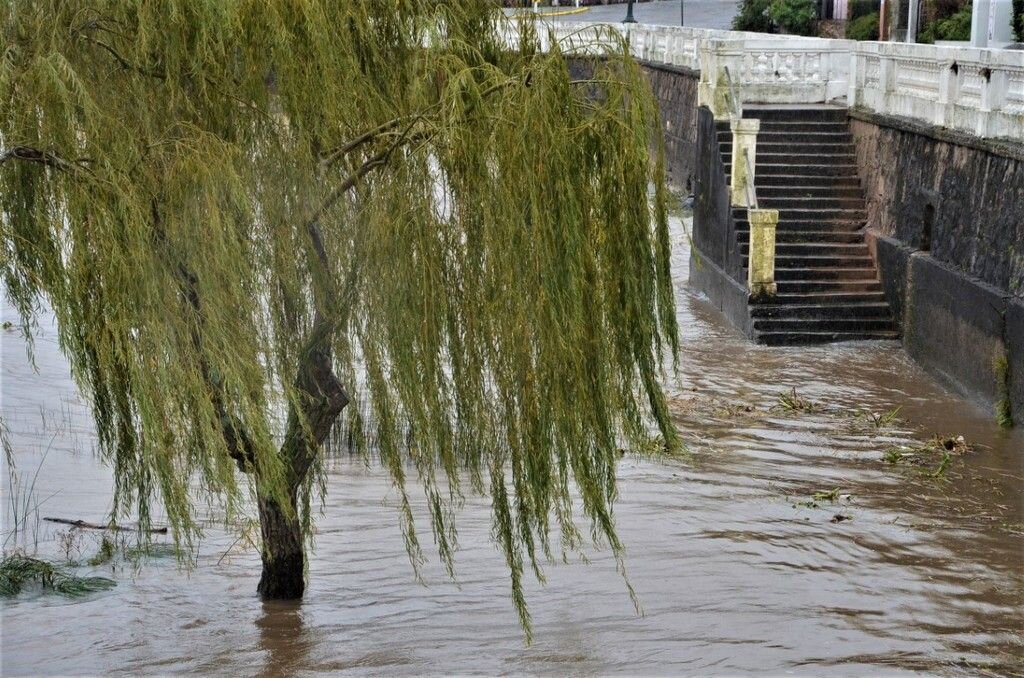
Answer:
[{"left": 623, "top": 0, "right": 637, "bottom": 23}]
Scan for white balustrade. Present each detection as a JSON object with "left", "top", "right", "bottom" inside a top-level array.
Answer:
[{"left": 518, "top": 19, "right": 1024, "bottom": 141}]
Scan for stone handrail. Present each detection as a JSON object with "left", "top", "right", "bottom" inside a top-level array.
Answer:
[
  {"left": 535, "top": 20, "right": 1024, "bottom": 141},
  {"left": 848, "top": 41, "right": 1024, "bottom": 139}
]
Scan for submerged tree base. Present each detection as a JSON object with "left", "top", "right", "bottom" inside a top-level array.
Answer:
[{"left": 257, "top": 554, "right": 306, "bottom": 600}]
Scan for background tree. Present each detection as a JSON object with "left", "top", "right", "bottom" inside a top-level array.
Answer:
[{"left": 0, "top": 0, "right": 677, "bottom": 632}]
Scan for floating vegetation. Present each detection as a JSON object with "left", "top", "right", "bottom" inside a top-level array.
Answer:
[
  {"left": 618, "top": 435, "right": 685, "bottom": 460},
  {"left": 793, "top": 487, "right": 851, "bottom": 509},
  {"left": 711, "top": 401, "right": 760, "bottom": 419},
  {"left": 839, "top": 406, "right": 904, "bottom": 433},
  {"left": 87, "top": 536, "right": 117, "bottom": 567},
  {"left": 882, "top": 435, "right": 975, "bottom": 478},
  {"left": 665, "top": 393, "right": 765, "bottom": 424},
  {"left": 773, "top": 388, "right": 823, "bottom": 414},
  {"left": 123, "top": 543, "right": 179, "bottom": 563},
  {"left": 0, "top": 554, "right": 115, "bottom": 597},
  {"left": 813, "top": 488, "right": 842, "bottom": 503}
]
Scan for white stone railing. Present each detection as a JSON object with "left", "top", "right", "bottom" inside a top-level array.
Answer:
[
  {"left": 848, "top": 41, "right": 1024, "bottom": 139},
  {"left": 526, "top": 20, "right": 1024, "bottom": 141}
]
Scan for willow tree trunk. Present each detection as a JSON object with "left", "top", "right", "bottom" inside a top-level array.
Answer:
[
  {"left": 255, "top": 327, "right": 348, "bottom": 599},
  {"left": 257, "top": 488, "right": 306, "bottom": 598}
]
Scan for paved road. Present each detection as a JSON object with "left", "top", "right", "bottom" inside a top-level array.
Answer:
[{"left": 537, "top": 0, "right": 741, "bottom": 30}]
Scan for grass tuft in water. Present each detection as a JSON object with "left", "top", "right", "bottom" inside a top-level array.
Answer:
[
  {"left": 87, "top": 536, "right": 117, "bottom": 567},
  {"left": 0, "top": 553, "right": 115, "bottom": 597},
  {"left": 993, "top": 355, "right": 1014, "bottom": 429},
  {"left": 774, "top": 388, "right": 822, "bottom": 414},
  {"left": 881, "top": 435, "right": 974, "bottom": 478}
]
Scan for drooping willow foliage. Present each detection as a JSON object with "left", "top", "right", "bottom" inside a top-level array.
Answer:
[{"left": 1, "top": 0, "right": 677, "bottom": 630}]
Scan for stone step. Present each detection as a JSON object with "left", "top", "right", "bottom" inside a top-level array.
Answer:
[
  {"left": 753, "top": 317, "right": 896, "bottom": 333},
  {"left": 774, "top": 267, "right": 878, "bottom": 281},
  {"left": 759, "top": 196, "right": 866, "bottom": 210},
  {"left": 743, "top": 106, "right": 848, "bottom": 123},
  {"left": 756, "top": 185, "right": 864, "bottom": 199},
  {"left": 775, "top": 279, "right": 884, "bottom": 293},
  {"left": 723, "top": 163, "right": 860, "bottom": 177},
  {"left": 717, "top": 131, "right": 853, "bottom": 145},
  {"left": 755, "top": 152, "right": 859, "bottom": 166},
  {"left": 733, "top": 207, "right": 867, "bottom": 221},
  {"left": 715, "top": 122, "right": 850, "bottom": 138},
  {"left": 755, "top": 121, "right": 851, "bottom": 133},
  {"left": 756, "top": 175, "right": 862, "bottom": 189},
  {"left": 739, "top": 242, "right": 870, "bottom": 257},
  {"left": 734, "top": 219, "right": 866, "bottom": 231},
  {"left": 719, "top": 142, "right": 856, "bottom": 156},
  {"left": 734, "top": 229, "right": 867, "bottom": 243},
  {"left": 743, "top": 255, "right": 875, "bottom": 269},
  {"left": 750, "top": 302, "right": 893, "bottom": 319},
  {"left": 765, "top": 291, "right": 889, "bottom": 304},
  {"left": 756, "top": 330, "right": 901, "bottom": 345}
]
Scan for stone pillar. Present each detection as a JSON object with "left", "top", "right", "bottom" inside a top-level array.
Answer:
[
  {"left": 847, "top": 50, "right": 861, "bottom": 108},
  {"left": 730, "top": 118, "right": 760, "bottom": 207},
  {"left": 907, "top": 0, "right": 920, "bottom": 42},
  {"left": 747, "top": 209, "right": 779, "bottom": 298},
  {"left": 936, "top": 61, "right": 960, "bottom": 127},
  {"left": 971, "top": 0, "right": 991, "bottom": 47},
  {"left": 698, "top": 40, "right": 743, "bottom": 119}
]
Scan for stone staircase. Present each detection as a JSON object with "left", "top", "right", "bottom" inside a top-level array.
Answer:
[{"left": 716, "top": 106, "right": 899, "bottom": 346}]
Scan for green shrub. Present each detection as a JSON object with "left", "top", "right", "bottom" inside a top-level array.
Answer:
[
  {"left": 1013, "top": 0, "right": 1024, "bottom": 42},
  {"left": 846, "top": 11, "right": 879, "bottom": 40},
  {"left": 925, "top": 3, "right": 972, "bottom": 41},
  {"left": 732, "top": 0, "right": 775, "bottom": 32},
  {"left": 768, "top": 0, "right": 818, "bottom": 35},
  {"left": 849, "top": 0, "right": 880, "bottom": 19}
]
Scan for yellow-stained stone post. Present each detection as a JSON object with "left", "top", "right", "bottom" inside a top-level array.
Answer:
[
  {"left": 730, "top": 118, "right": 760, "bottom": 207},
  {"left": 747, "top": 208, "right": 779, "bottom": 298}
]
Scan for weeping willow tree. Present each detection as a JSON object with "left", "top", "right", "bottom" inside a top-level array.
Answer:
[{"left": 0, "top": 0, "right": 678, "bottom": 627}]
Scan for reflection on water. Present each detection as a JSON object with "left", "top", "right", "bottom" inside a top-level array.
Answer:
[{"left": 2, "top": 217, "right": 1022, "bottom": 676}]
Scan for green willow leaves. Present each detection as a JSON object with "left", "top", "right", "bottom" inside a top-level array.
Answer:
[{"left": 1, "top": 0, "right": 677, "bottom": 631}]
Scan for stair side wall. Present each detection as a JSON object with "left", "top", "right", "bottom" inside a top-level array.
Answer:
[{"left": 690, "top": 106, "right": 753, "bottom": 337}]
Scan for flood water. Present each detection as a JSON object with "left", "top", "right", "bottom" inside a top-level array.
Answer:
[{"left": 2, "top": 217, "right": 1022, "bottom": 676}]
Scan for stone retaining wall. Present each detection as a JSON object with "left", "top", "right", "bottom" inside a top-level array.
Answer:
[
  {"left": 643, "top": 63, "right": 701, "bottom": 192},
  {"left": 852, "top": 113, "right": 1024, "bottom": 424}
]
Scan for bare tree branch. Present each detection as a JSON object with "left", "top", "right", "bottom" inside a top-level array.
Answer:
[
  {"left": 0, "top": 146, "right": 92, "bottom": 173},
  {"left": 77, "top": 33, "right": 167, "bottom": 79}
]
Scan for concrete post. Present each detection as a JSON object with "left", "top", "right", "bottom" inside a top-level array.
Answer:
[
  {"left": 747, "top": 209, "right": 779, "bottom": 298},
  {"left": 907, "top": 0, "right": 920, "bottom": 42},
  {"left": 971, "top": 0, "right": 990, "bottom": 47},
  {"left": 698, "top": 40, "right": 743, "bottom": 118},
  {"left": 730, "top": 118, "right": 760, "bottom": 207},
  {"left": 936, "top": 61, "right": 959, "bottom": 127},
  {"left": 847, "top": 50, "right": 861, "bottom": 108}
]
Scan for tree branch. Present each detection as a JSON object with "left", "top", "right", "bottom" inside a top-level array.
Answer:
[
  {"left": 0, "top": 146, "right": 92, "bottom": 173},
  {"left": 150, "top": 200, "right": 259, "bottom": 471},
  {"left": 77, "top": 32, "right": 167, "bottom": 80},
  {"left": 319, "top": 117, "right": 408, "bottom": 169}
]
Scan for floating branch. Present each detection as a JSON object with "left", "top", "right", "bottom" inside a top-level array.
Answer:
[{"left": 43, "top": 517, "right": 168, "bottom": 534}]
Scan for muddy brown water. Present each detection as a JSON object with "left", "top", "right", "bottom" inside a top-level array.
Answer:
[{"left": 2, "top": 218, "right": 1022, "bottom": 676}]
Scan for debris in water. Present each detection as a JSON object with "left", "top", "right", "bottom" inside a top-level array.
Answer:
[
  {"left": 830, "top": 514, "right": 851, "bottom": 523},
  {"left": 774, "top": 388, "right": 822, "bottom": 414},
  {"left": 881, "top": 434, "right": 975, "bottom": 478},
  {"left": 0, "top": 553, "right": 115, "bottom": 597},
  {"left": 813, "top": 488, "right": 841, "bottom": 503}
]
